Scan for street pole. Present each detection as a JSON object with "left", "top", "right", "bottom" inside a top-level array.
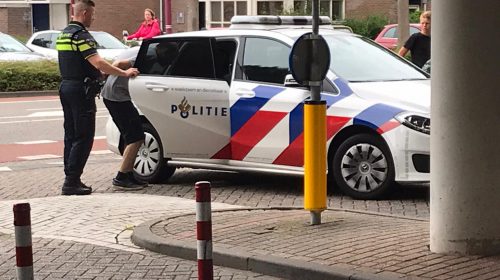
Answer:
[
  {"left": 303, "top": 0, "right": 327, "bottom": 225},
  {"left": 397, "top": 0, "right": 409, "bottom": 50},
  {"left": 163, "top": 0, "right": 172, "bottom": 34}
]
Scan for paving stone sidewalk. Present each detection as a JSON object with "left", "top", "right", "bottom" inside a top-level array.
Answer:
[
  {"left": 0, "top": 233, "right": 279, "bottom": 279},
  {"left": 134, "top": 209, "right": 500, "bottom": 280}
]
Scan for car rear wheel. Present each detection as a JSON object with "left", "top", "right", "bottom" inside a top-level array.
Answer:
[
  {"left": 331, "top": 133, "right": 394, "bottom": 200},
  {"left": 133, "top": 123, "right": 176, "bottom": 183}
]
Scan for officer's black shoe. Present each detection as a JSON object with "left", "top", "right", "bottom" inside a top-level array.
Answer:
[
  {"left": 112, "top": 172, "right": 144, "bottom": 191},
  {"left": 62, "top": 185, "right": 92, "bottom": 195},
  {"left": 62, "top": 177, "right": 92, "bottom": 195},
  {"left": 126, "top": 172, "right": 148, "bottom": 187},
  {"left": 79, "top": 181, "right": 93, "bottom": 192}
]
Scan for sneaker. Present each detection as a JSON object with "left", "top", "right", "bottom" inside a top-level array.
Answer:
[
  {"left": 127, "top": 172, "right": 148, "bottom": 187},
  {"left": 112, "top": 176, "right": 145, "bottom": 191}
]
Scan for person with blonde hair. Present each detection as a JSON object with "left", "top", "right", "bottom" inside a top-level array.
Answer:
[
  {"left": 126, "top": 8, "right": 161, "bottom": 40},
  {"left": 399, "top": 11, "right": 431, "bottom": 68}
]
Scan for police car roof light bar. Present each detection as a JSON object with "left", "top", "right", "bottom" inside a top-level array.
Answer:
[{"left": 230, "top": 16, "right": 332, "bottom": 26}]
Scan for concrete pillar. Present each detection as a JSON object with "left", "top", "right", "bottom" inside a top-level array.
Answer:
[{"left": 430, "top": 0, "right": 500, "bottom": 255}]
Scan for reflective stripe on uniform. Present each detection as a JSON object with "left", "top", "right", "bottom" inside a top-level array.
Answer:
[
  {"left": 78, "top": 44, "right": 92, "bottom": 52},
  {"left": 56, "top": 39, "right": 92, "bottom": 52},
  {"left": 56, "top": 43, "right": 77, "bottom": 51}
]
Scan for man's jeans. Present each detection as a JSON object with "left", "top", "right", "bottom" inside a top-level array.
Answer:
[{"left": 59, "top": 80, "right": 96, "bottom": 184}]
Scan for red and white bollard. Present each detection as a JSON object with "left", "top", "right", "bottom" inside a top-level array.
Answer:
[
  {"left": 13, "top": 203, "right": 33, "bottom": 280},
  {"left": 195, "top": 181, "right": 213, "bottom": 280}
]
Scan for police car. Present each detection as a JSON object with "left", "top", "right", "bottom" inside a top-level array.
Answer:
[{"left": 106, "top": 16, "right": 430, "bottom": 199}]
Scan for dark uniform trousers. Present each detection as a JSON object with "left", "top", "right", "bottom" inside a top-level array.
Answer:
[{"left": 59, "top": 80, "right": 96, "bottom": 183}]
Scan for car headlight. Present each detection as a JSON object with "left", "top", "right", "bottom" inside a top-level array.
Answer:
[{"left": 395, "top": 112, "right": 430, "bottom": 135}]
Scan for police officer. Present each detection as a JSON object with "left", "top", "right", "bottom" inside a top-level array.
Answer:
[{"left": 57, "top": 0, "right": 139, "bottom": 195}]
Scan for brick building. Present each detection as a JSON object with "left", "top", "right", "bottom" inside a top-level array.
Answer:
[
  {"left": 0, "top": 0, "right": 198, "bottom": 38},
  {"left": 1, "top": 0, "right": 430, "bottom": 38}
]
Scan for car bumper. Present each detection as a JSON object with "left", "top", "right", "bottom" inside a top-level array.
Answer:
[
  {"left": 105, "top": 117, "right": 121, "bottom": 155},
  {"left": 383, "top": 125, "right": 430, "bottom": 182}
]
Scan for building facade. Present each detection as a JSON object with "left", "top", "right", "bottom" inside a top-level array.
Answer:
[
  {"left": 200, "top": 0, "right": 430, "bottom": 29},
  {"left": 1, "top": 0, "right": 430, "bottom": 38},
  {"left": 0, "top": 0, "right": 197, "bottom": 38}
]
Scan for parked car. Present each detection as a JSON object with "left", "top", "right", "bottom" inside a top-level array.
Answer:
[
  {"left": 106, "top": 16, "right": 430, "bottom": 200},
  {"left": 0, "top": 32, "right": 47, "bottom": 61},
  {"left": 374, "top": 23, "right": 421, "bottom": 50},
  {"left": 26, "top": 30, "right": 128, "bottom": 61}
]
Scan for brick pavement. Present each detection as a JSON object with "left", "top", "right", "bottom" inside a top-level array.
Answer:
[
  {"left": 0, "top": 154, "right": 432, "bottom": 279},
  {"left": 0, "top": 155, "right": 429, "bottom": 219},
  {"left": 139, "top": 209, "right": 500, "bottom": 280},
  {"left": 0, "top": 233, "right": 278, "bottom": 279}
]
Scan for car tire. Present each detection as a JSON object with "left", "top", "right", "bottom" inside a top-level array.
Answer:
[
  {"left": 133, "top": 123, "right": 176, "bottom": 183},
  {"left": 331, "top": 133, "right": 394, "bottom": 200}
]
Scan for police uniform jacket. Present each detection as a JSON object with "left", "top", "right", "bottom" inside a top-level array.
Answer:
[{"left": 56, "top": 21, "right": 100, "bottom": 81}]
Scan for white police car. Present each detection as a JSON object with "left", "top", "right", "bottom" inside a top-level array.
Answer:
[{"left": 106, "top": 16, "right": 430, "bottom": 199}]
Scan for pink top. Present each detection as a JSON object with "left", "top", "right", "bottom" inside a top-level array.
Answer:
[{"left": 127, "top": 19, "right": 161, "bottom": 40}]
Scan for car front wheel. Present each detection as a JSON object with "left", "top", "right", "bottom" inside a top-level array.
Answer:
[
  {"left": 331, "top": 134, "right": 394, "bottom": 199},
  {"left": 133, "top": 123, "right": 176, "bottom": 183}
]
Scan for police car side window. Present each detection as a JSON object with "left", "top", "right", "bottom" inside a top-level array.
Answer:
[
  {"left": 242, "top": 38, "right": 290, "bottom": 84},
  {"left": 136, "top": 41, "right": 180, "bottom": 76},
  {"left": 137, "top": 39, "right": 215, "bottom": 79}
]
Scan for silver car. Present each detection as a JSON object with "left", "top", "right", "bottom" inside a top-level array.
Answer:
[
  {"left": 0, "top": 32, "right": 47, "bottom": 61},
  {"left": 26, "top": 30, "right": 128, "bottom": 61}
]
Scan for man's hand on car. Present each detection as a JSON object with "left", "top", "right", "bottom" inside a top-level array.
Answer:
[{"left": 125, "top": 68, "right": 139, "bottom": 78}]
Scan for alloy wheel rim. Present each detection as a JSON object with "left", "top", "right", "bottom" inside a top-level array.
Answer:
[
  {"left": 134, "top": 132, "right": 160, "bottom": 176},
  {"left": 340, "top": 143, "right": 388, "bottom": 192}
]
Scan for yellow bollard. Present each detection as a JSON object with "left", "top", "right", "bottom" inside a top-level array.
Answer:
[{"left": 304, "top": 100, "right": 327, "bottom": 225}]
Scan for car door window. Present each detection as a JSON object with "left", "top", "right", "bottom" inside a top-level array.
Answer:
[
  {"left": 213, "top": 40, "right": 237, "bottom": 84},
  {"left": 410, "top": 26, "right": 420, "bottom": 35},
  {"left": 167, "top": 40, "right": 214, "bottom": 78},
  {"left": 31, "top": 33, "right": 52, "bottom": 48},
  {"left": 383, "top": 27, "right": 397, "bottom": 38},
  {"left": 49, "top": 33, "right": 58, "bottom": 49},
  {"left": 136, "top": 38, "right": 215, "bottom": 79},
  {"left": 241, "top": 37, "right": 290, "bottom": 85}
]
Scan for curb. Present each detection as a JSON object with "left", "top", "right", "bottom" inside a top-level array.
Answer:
[
  {"left": 132, "top": 208, "right": 406, "bottom": 280},
  {"left": 0, "top": 90, "right": 58, "bottom": 98}
]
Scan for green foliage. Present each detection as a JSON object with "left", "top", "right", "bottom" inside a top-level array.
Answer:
[
  {"left": 344, "top": 15, "right": 389, "bottom": 39},
  {"left": 12, "top": 35, "right": 29, "bottom": 44},
  {"left": 0, "top": 60, "right": 60, "bottom": 92},
  {"left": 409, "top": 10, "right": 422, "bottom": 23}
]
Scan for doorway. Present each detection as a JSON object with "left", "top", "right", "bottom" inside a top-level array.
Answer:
[
  {"left": 199, "top": 2, "right": 206, "bottom": 30},
  {"left": 32, "top": 4, "right": 49, "bottom": 33}
]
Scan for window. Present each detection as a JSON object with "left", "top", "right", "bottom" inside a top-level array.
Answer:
[
  {"left": 31, "top": 33, "right": 54, "bottom": 48},
  {"left": 410, "top": 26, "right": 420, "bottom": 35},
  {"left": 383, "top": 27, "right": 397, "bottom": 38},
  {"left": 236, "top": 1, "right": 247, "bottom": 15},
  {"left": 257, "top": 1, "right": 283, "bottom": 15},
  {"left": 384, "top": 26, "right": 420, "bottom": 38},
  {"left": 209, "top": 1, "right": 247, "bottom": 28},
  {"left": 324, "top": 35, "right": 427, "bottom": 82},
  {"left": 137, "top": 39, "right": 215, "bottom": 79},
  {"left": 211, "top": 1, "right": 222, "bottom": 21},
  {"left": 320, "top": 0, "right": 331, "bottom": 16},
  {"left": 241, "top": 38, "right": 290, "bottom": 84},
  {"left": 224, "top": 1, "right": 234, "bottom": 21},
  {"left": 332, "top": 0, "right": 343, "bottom": 20},
  {"left": 291, "top": 1, "right": 343, "bottom": 20},
  {"left": 213, "top": 40, "right": 237, "bottom": 84}
]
